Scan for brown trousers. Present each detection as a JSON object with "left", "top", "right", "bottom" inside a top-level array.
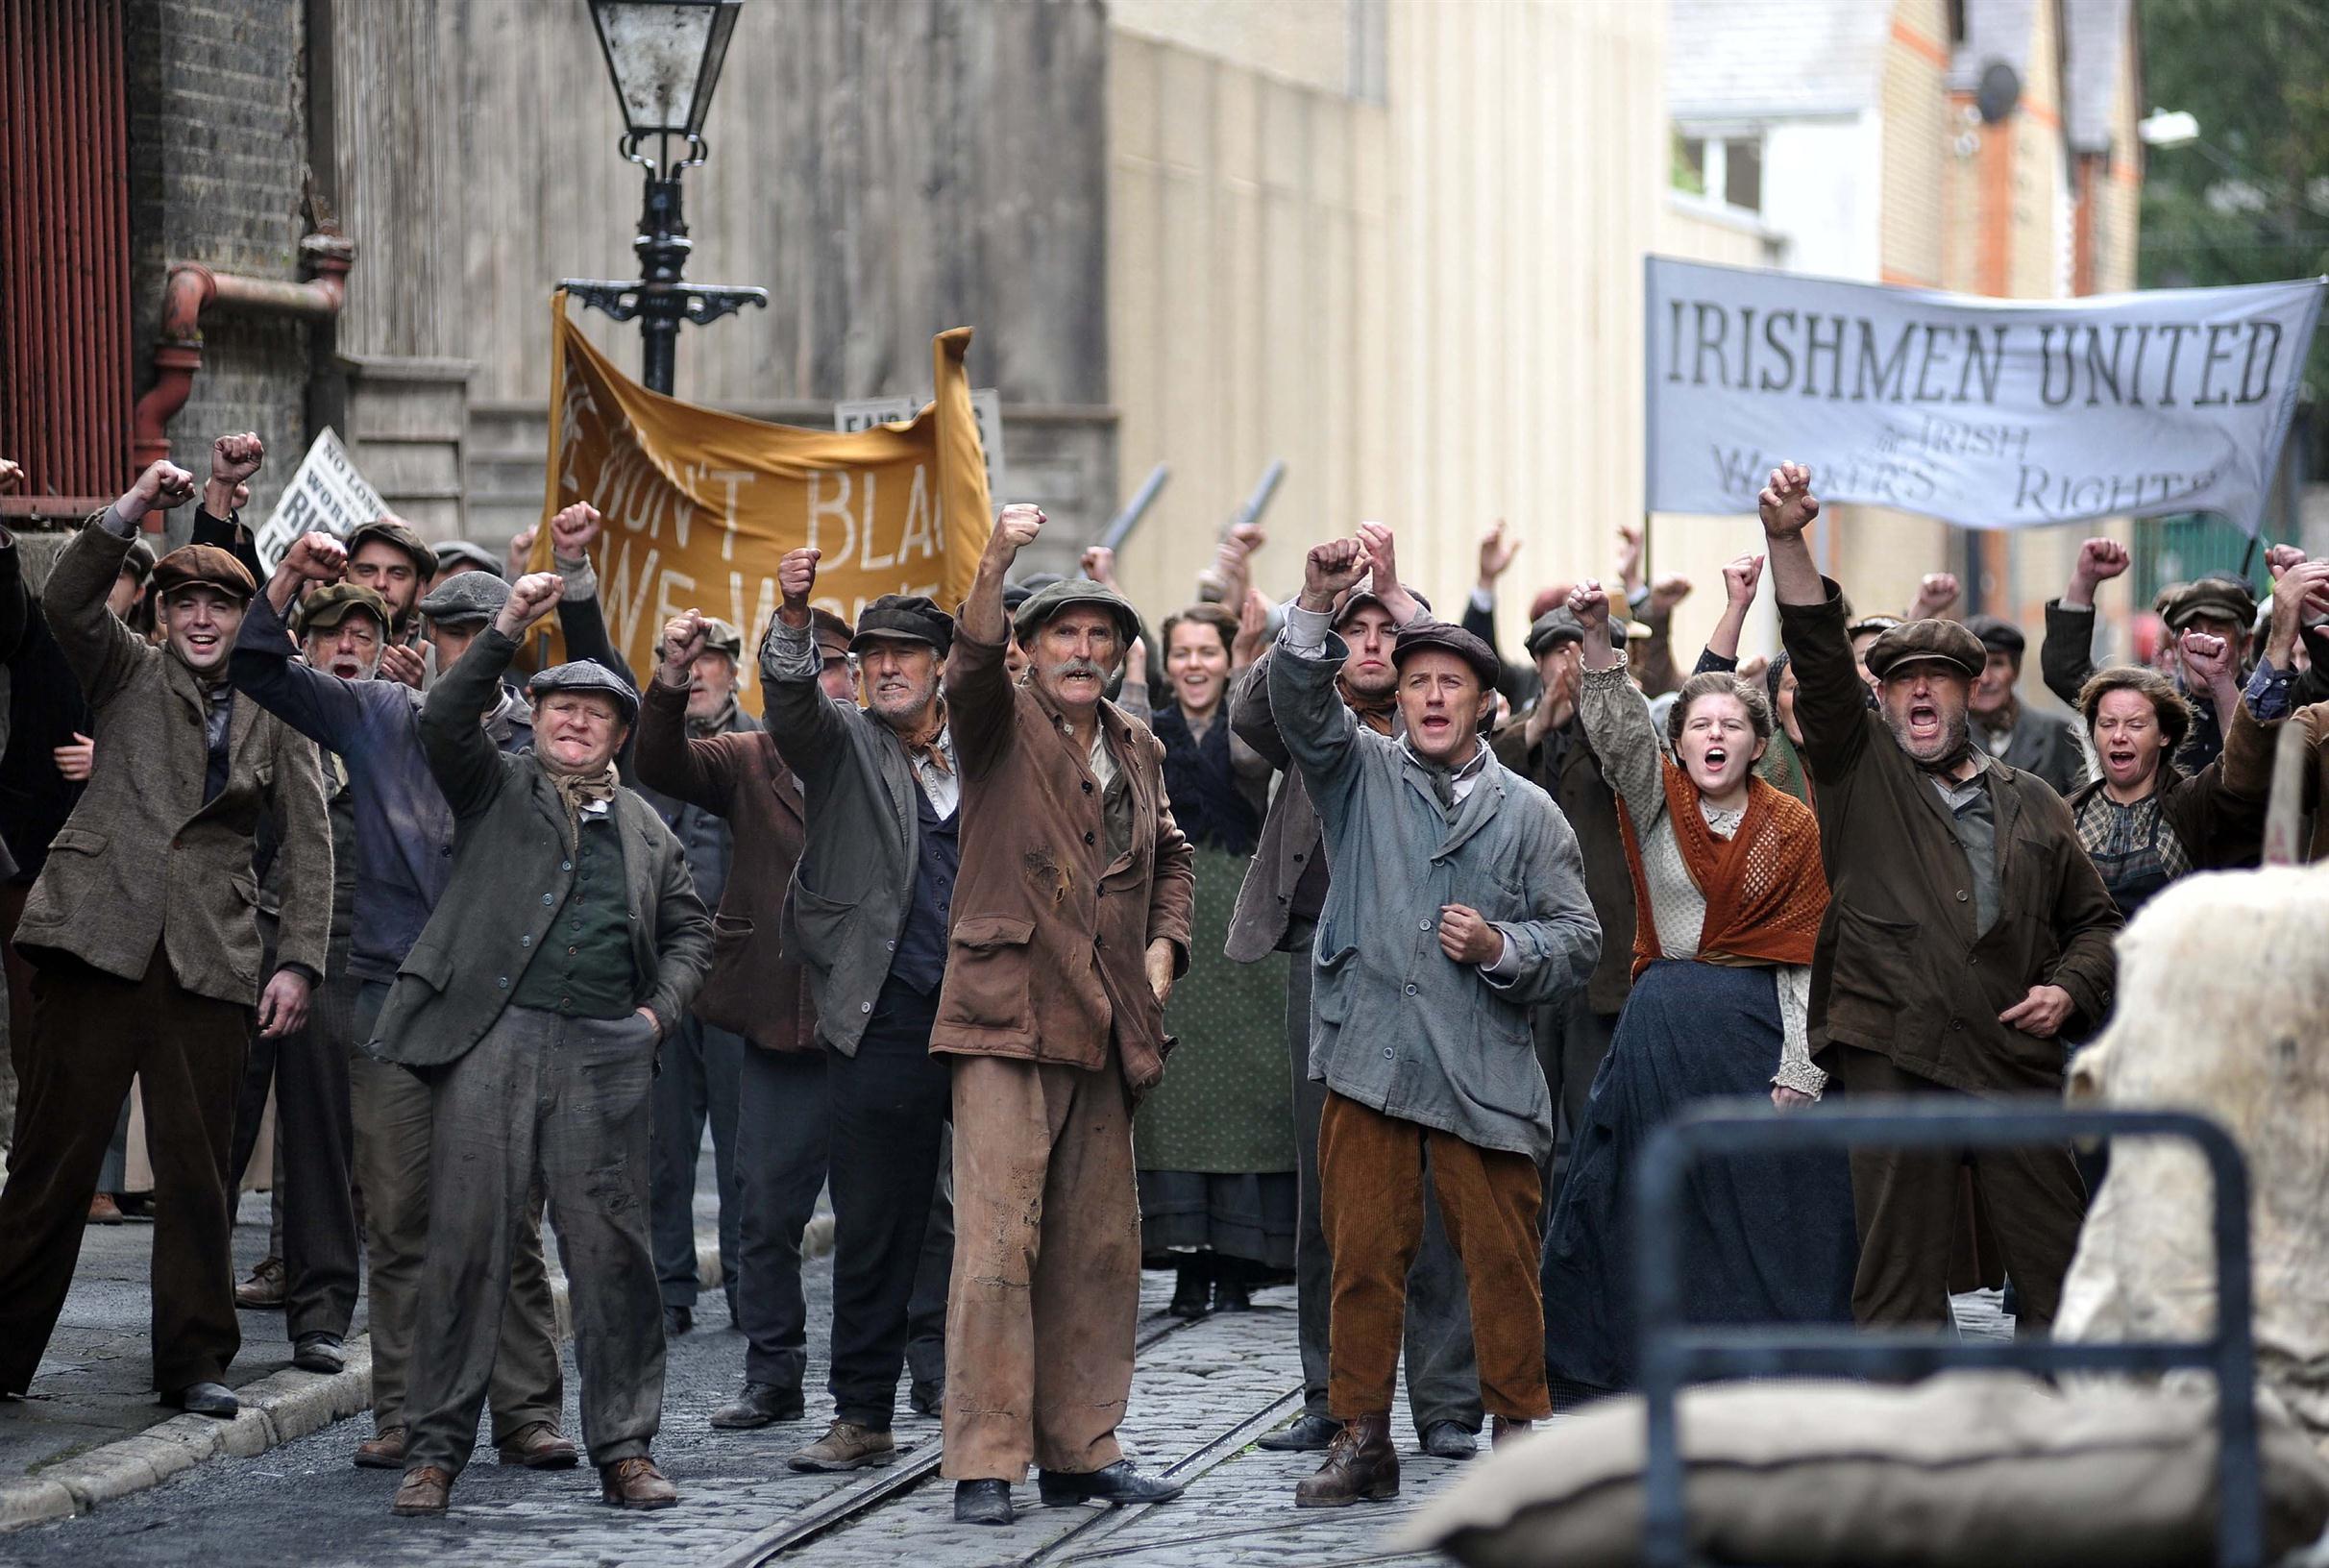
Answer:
[
  {"left": 943, "top": 1051, "right": 1140, "bottom": 1482},
  {"left": 1319, "top": 1090, "right": 1549, "bottom": 1421},
  {"left": 0, "top": 955, "right": 248, "bottom": 1392},
  {"left": 1835, "top": 1046, "right": 2088, "bottom": 1331}
]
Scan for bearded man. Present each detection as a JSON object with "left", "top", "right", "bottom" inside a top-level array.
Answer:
[{"left": 1763, "top": 462, "right": 2121, "bottom": 1332}]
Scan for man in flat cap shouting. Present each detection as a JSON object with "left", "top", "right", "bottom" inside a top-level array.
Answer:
[
  {"left": 0, "top": 459, "right": 331, "bottom": 1419},
  {"left": 379, "top": 570, "right": 708, "bottom": 1516},
  {"left": 1763, "top": 462, "right": 2121, "bottom": 1333}
]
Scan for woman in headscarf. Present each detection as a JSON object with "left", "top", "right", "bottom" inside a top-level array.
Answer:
[{"left": 1540, "top": 580, "right": 1856, "bottom": 1403}]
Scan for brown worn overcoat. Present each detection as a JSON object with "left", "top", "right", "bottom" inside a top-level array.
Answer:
[
  {"left": 935, "top": 625, "right": 1195, "bottom": 1092},
  {"left": 630, "top": 675, "right": 816, "bottom": 1051}
]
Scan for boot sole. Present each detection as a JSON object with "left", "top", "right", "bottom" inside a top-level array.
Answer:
[
  {"left": 708, "top": 1411, "right": 785, "bottom": 1430},
  {"left": 353, "top": 1451, "right": 405, "bottom": 1470},
  {"left": 601, "top": 1492, "right": 679, "bottom": 1509},
  {"left": 787, "top": 1451, "right": 895, "bottom": 1473},
  {"left": 1294, "top": 1486, "right": 1401, "bottom": 1508},
  {"left": 499, "top": 1448, "right": 580, "bottom": 1470},
  {"left": 389, "top": 1500, "right": 448, "bottom": 1516}
]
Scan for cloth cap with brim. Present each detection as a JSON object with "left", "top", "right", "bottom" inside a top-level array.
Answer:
[
  {"left": 1847, "top": 615, "right": 1902, "bottom": 642},
  {"left": 1391, "top": 621, "right": 1501, "bottom": 691},
  {"left": 151, "top": 543, "right": 256, "bottom": 603},
  {"left": 345, "top": 519, "right": 437, "bottom": 581},
  {"left": 1010, "top": 578, "right": 1145, "bottom": 650},
  {"left": 417, "top": 570, "right": 512, "bottom": 625},
  {"left": 2160, "top": 576, "right": 2258, "bottom": 632},
  {"left": 293, "top": 582, "right": 392, "bottom": 637},
  {"left": 1332, "top": 573, "right": 1434, "bottom": 630},
  {"left": 1525, "top": 607, "right": 1586, "bottom": 656},
  {"left": 809, "top": 609, "right": 854, "bottom": 661},
  {"left": 850, "top": 594, "right": 956, "bottom": 659},
  {"left": 121, "top": 537, "right": 158, "bottom": 584},
  {"left": 1865, "top": 618, "right": 1986, "bottom": 681},
  {"left": 432, "top": 540, "right": 504, "bottom": 578},
  {"left": 528, "top": 659, "right": 639, "bottom": 726},
  {"left": 1965, "top": 613, "right": 2025, "bottom": 660},
  {"left": 697, "top": 617, "right": 744, "bottom": 659}
]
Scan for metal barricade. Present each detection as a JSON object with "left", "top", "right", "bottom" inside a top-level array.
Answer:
[{"left": 1633, "top": 1099, "right": 2259, "bottom": 1567}]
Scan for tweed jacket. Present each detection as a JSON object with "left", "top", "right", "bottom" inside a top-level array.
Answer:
[
  {"left": 366, "top": 626, "right": 709, "bottom": 1067},
  {"left": 633, "top": 674, "right": 816, "bottom": 1051},
  {"left": 1782, "top": 583, "right": 2121, "bottom": 1093},
  {"left": 1224, "top": 649, "right": 1328, "bottom": 963},
  {"left": 1271, "top": 625, "right": 1601, "bottom": 1162},
  {"left": 13, "top": 513, "right": 331, "bottom": 1004},
  {"left": 933, "top": 623, "right": 1195, "bottom": 1092}
]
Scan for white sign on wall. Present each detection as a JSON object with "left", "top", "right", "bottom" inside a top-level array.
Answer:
[
  {"left": 836, "top": 388, "right": 1007, "bottom": 509},
  {"left": 1645, "top": 257, "right": 2326, "bottom": 533},
  {"left": 253, "top": 428, "right": 387, "bottom": 572}
]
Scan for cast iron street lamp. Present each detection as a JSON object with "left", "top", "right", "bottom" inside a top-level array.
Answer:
[{"left": 562, "top": 0, "right": 767, "bottom": 395}]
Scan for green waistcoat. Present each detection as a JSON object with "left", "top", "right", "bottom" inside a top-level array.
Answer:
[{"left": 511, "top": 809, "right": 638, "bottom": 1018}]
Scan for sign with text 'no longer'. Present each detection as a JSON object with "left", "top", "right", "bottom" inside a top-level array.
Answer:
[{"left": 253, "top": 428, "right": 386, "bottom": 573}]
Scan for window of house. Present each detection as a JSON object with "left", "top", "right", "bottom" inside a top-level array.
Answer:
[
  {"left": 1723, "top": 135, "right": 1763, "bottom": 211},
  {"left": 1672, "top": 130, "right": 1707, "bottom": 197},
  {"left": 1670, "top": 127, "right": 1761, "bottom": 215}
]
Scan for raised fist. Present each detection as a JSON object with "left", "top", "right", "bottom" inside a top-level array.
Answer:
[
  {"left": 119, "top": 459, "right": 196, "bottom": 525},
  {"left": 1614, "top": 520, "right": 1646, "bottom": 586},
  {"left": 2266, "top": 543, "right": 2307, "bottom": 579},
  {"left": 210, "top": 432, "right": 264, "bottom": 484},
  {"left": 1910, "top": 572, "right": 1961, "bottom": 619},
  {"left": 2072, "top": 537, "right": 2131, "bottom": 588},
  {"left": 2272, "top": 558, "right": 2329, "bottom": 632},
  {"left": 495, "top": 571, "right": 565, "bottom": 636},
  {"left": 993, "top": 503, "right": 1045, "bottom": 554},
  {"left": 1232, "top": 586, "right": 1270, "bottom": 666},
  {"left": 1648, "top": 574, "right": 1694, "bottom": 613},
  {"left": 549, "top": 502, "right": 602, "bottom": 561},
  {"left": 1300, "top": 537, "right": 1367, "bottom": 610},
  {"left": 1567, "top": 578, "right": 1612, "bottom": 631},
  {"left": 1722, "top": 553, "right": 1765, "bottom": 607},
  {"left": 776, "top": 547, "right": 821, "bottom": 611},
  {"left": 661, "top": 608, "right": 708, "bottom": 674},
  {"left": 281, "top": 531, "right": 347, "bottom": 582},
  {"left": 0, "top": 456, "right": 21, "bottom": 495},
  {"left": 1225, "top": 521, "right": 1266, "bottom": 558},
  {"left": 1080, "top": 545, "right": 1117, "bottom": 586},
  {"left": 504, "top": 524, "right": 537, "bottom": 579},
  {"left": 1356, "top": 521, "right": 1404, "bottom": 598},
  {"left": 1478, "top": 519, "right": 1523, "bottom": 586},
  {"left": 2179, "top": 629, "right": 2235, "bottom": 686},
  {"left": 1757, "top": 463, "right": 1819, "bottom": 540}
]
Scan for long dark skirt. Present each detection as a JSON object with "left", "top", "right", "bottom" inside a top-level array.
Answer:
[
  {"left": 1137, "top": 1169, "right": 1298, "bottom": 1271},
  {"left": 1540, "top": 959, "right": 1856, "bottom": 1401}
]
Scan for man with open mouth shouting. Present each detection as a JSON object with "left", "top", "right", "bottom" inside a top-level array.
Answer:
[{"left": 1763, "top": 462, "right": 2121, "bottom": 1335}]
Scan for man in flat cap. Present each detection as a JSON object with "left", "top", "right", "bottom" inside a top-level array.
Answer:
[
  {"left": 0, "top": 459, "right": 331, "bottom": 1419},
  {"left": 232, "top": 530, "right": 573, "bottom": 1470},
  {"left": 1230, "top": 527, "right": 1486, "bottom": 1461},
  {"left": 380, "top": 570, "right": 708, "bottom": 1516},
  {"left": 1963, "top": 614, "right": 2085, "bottom": 797},
  {"left": 432, "top": 540, "right": 503, "bottom": 582},
  {"left": 636, "top": 605, "right": 854, "bottom": 1434},
  {"left": 938, "top": 506, "right": 1194, "bottom": 1526},
  {"left": 346, "top": 516, "right": 437, "bottom": 648},
  {"left": 757, "top": 557, "right": 967, "bottom": 1475},
  {"left": 1763, "top": 463, "right": 2120, "bottom": 1333},
  {"left": 1273, "top": 536, "right": 1598, "bottom": 1507}
]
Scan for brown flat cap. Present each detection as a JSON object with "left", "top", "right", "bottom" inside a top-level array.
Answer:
[
  {"left": 1865, "top": 618, "right": 1985, "bottom": 681},
  {"left": 293, "top": 581, "right": 391, "bottom": 636},
  {"left": 151, "top": 543, "right": 256, "bottom": 603},
  {"left": 1391, "top": 620, "right": 1500, "bottom": 691},
  {"left": 810, "top": 608, "right": 854, "bottom": 662},
  {"left": 2159, "top": 576, "right": 2258, "bottom": 632},
  {"left": 346, "top": 518, "right": 437, "bottom": 580}
]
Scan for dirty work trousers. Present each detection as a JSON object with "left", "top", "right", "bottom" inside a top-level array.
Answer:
[
  {"left": 404, "top": 1006, "right": 662, "bottom": 1476},
  {"left": 1285, "top": 950, "right": 1482, "bottom": 1436},
  {"left": 943, "top": 1050, "right": 1139, "bottom": 1482},
  {"left": 1318, "top": 1090, "right": 1550, "bottom": 1422},
  {"left": 354, "top": 980, "right": 562, "bottom": 1441},
  {"left": 1835, "top": 1046, "right": 2087, "bottom": 1332}
]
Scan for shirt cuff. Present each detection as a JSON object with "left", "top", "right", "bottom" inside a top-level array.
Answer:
[
  {"left": 1281, "top": 602, "right": 1334, "bottom": 658},
  {"left": 554, "top": 555, "right": 599, "bottom": 601},
  {"left": 1478, "top": 924, "right": 1526, "bottom": 988},
  {"left": 1469, "top": 585, "right": 1495, "bottom": 614},
  {"left": 2244, "top": 657, "right": 2295, "bottom": 723},
  {"left": 759, "top": 613, "right": 820, "bottom": 682},
  {"left": 1772, "top": 1059, "right": 1828, "bottom": 1098},
  {"left": 97, "top": 504, "right": 138, "bottom": 540}
]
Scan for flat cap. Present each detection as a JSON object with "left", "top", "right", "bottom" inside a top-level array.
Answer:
[
  {"left": 2160, "top": 576, "right": 2258, "bottom": 632},
  {"left": 417, "top": 570, "right": 512, "bottom": 625},
  {"left": 1964, "top": 613, "right": 2025, "bottom": 659},
  {"left": 1011, "top": 577, "right": 1144, "bottom": 651},
  {"left": 1524, "top": 606, "right": 1587, "bottom": 656},
  {"left": 151, "top": 543, "right": 255, "bottom": 602},
  {"left": 1864, "top": 618, "right": 1986, "bottom": 681},
  {"left": 1391, "top": 620, "right": 1501, "bottom": 691},
  {"left": 293, "top": 581, "right": 391, "bottom": 637},
  {"left": 851, "top": 594, "right": 955, "bottom": 658},
  {"left": 1846, "top": 613, "right": 1902, "bottom": 642},
  {"left": 1333, "top": 573, "right": 1434, "bottom": 629},
  {"left": 120, "top": 536, "right": 158, "bottom": 584},
  {"left": 432, "top": 540, "right": 503, "bottom": 578},
  {"left": 810, "top": 608, "right": 854, "bottom": 661},
  {"left": 1000, "top": 581, "right": 1034, "bottom": 616},
  {"left": 345, "top": 518, "right": 437, "bottom": 580},
  {"left": 528, "top": 659, "right": 639, "bottom": 725},
  {"left": 696, "top": 617, "right": 744, "bottom": 659}
]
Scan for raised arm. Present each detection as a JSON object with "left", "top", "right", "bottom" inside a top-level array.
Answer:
[
  {"left": 1763, "top": 464, "right": 1871, "bottom": 782},
  {"left": 1702, "top": 551, "right": 1764, "bottom": 667},
  {"left": 192, "top": 432, "right": 266, "bottom": 586},
  {"left": 755, "top": 547, "right": 861, "bottom": 792},
  {"left": 230, "top": 532, "right": 372, "bottom": 751},
  {"left": 635, "top": 607, "right": 748, "bottom": 812},
  {"left": 1569, "top": 579, "right": 1666, "bottom": 823},
  {"left": 2041, "top": 537, "right": 2125, "bottom": 709},
  {"left": 421, "top": 571, "right": 561, "bottom": 818},
  {"left": 44, "top": 460, "right": 194, "bottom": 706},
  {"left": 1266, "top": 538, "right": 1372, "bottom": 809},
  {"left": 945, "top": 502, "right": 1044, "bottom": 782}
]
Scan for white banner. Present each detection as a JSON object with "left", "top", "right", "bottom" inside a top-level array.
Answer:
[
  {"left": 253, "top": 428, "right": 386, "bottom": 573},
  {"left": 1645, "top": 257, "right": 2325, "bottom": 533},
  {"left": 837, "top": 387, "right": 1007, "bottom": 510}
]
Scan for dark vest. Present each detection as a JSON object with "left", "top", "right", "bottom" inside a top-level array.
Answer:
[
  {"left": 891, "top": 782, "right": 959, "bottom": 995},
  {"left": 511, "top": 809, "right": 638, "bottom": 1018}
]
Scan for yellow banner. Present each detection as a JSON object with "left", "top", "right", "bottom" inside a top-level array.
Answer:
[{"left": 530, "top": 291, "right": 993, "bottom": 710}]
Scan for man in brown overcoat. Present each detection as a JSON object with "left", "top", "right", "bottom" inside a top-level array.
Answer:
[{"left": 939, "top": 503, "right": 1195, "bottom": 1526}]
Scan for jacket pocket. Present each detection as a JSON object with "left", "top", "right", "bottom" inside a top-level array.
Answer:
[
  {"left": 944, "top": 914, "right": 1035, "bottom": 1030},
  {"left": 399, "top": 943, "right": 455, "bottom": 994},
  {"left": 710, "top": 912, "right": 754, "bottom": 965},
  {"left": 1825, "top": 905, "right": 1918, "bottom": 1040},
  {"left": 1311, "top": 943, "right": 1359, "bottom": 1025},
  {"left": 48, "top": 826, "right": 108, "bottom": 858}
]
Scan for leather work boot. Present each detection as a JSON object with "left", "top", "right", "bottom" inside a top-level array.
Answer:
[
  {"left": 390, "top": 1465, "right": 453, "bottom": 1516},
  {"left": 161, "top": 1382, "right": 238, "bottom": 1419},
  {"left": 600, "top": 1457, "right": 677, "bottom": 1508},
  {"left": 1294, "top": 1412, "right": 1399, "bottom": 1507},
  {"left": 1256, "top": 1413, "right": 1342, "bottom": 1453},
  {"left": 1037, "top": 1460, "right": 1186, "bottom": 1507},
  {"left": 496, "top": 1421, "right": 579, "bottom": 1469},
  {"left": 788, "top": 1419, "right": 895, "bottom": 1473},
  {"left": 1419, "top": 1420, "right": 1478, "bottom": 1460},
  {"left": 353, "top": 1427, "right": 407, "bottom": 1469},
  {"left": 235, "top": 1256, "right": 286, "bottom": 1309},
  {"left": 1490, "top": 1415, "right": 1535, "bottom": 1450},
  {"left": 710, "top": 1381, "right": 804, "bottom": 1430},
  {"left": 292, "top": 1332, "right": 345, "bottom": 1374},
  {"left": 954, "top": 1480, "right": 1014, "bottom": 1525},
  {"left": 87, "top": 1193, "right": 125, "bottom": 1226}
]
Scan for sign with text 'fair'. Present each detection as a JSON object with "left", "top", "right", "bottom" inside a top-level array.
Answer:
[
  {"left": 253, "top": 428, "right": 386, "bottom": 572},
  {"left": 1645, "top": 257, "right": 2325, "bottom": 533}
]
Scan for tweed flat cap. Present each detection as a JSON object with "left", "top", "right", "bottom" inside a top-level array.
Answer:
[
  {"left": 851, "top": 594, "right": 955, "bottom": 658},
  {"left": 2159, "top": 576, "right": 2258, "bottom": 632},
  {"left": 1846, "top": 613, "right": 1902, "bottom": 641},
  {"left": 293, "top": 582, "right": 391, "bottom": 637},
  {"left": 432, "top": 540, "right": 503, "bottom": 578},
  {"left": 345, "top": 518, "right": 437, "bottom": 580},
  {"left": 1865, "top": 618, "right": 1986, "bottom": 681},
  {"left": 529, "top": 659, "right": 639, "bottom": 725},
  {"left": 809, "top": 609, "right": 854, "bottom": 661},
  {"left": 121, "top": 536, "right": 158, "bottom": 584},
  {"left": 152, "top": 543, "right": 255, "bottom": 602},
  {"left": 1392, "top": 620, "right": 1501, "bottom": 690},
  {"left": 1525, "top": 606, "right": 1587, "bottom": 656},
  {"left": 417, "top": 571, "right": 512, "bottom": 625},
  {"left": 695, "top": 617, "right": 744, "bottom": 659},
  {"left": 1333, "top": 573, "right": 1434, "bottom": 630},
  {"left": 1011, "top": 577, "right": 1143, "bottom": 650},
  {"left": 1965, "top": 613, "right": 2025, "bottom": 659}
]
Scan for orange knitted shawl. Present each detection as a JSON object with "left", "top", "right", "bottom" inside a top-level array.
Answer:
[{"left": 1614, "top": 756, "right": 1828, "bottom": 980}]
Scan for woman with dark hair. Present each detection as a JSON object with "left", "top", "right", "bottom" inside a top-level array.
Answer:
[
  {"left": 1129, "top": 598, "right": 1298, "bottom": 1316},
  {"left": 1540, "top": 580, "right": 1856, "bottom": 1402}
]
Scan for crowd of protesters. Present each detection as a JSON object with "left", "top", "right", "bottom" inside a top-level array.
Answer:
[{"left": 2, "top": 433, "right": 2326, "bottom": 1524}]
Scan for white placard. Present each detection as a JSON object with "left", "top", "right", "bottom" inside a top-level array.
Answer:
[
  {"left": 252, "top": 429, "right": 387, "bottom": 572},
  {"left": 1645, "top": 257, "right": 2325, "bottom": 533},
  {"left": 836, "top": 388, "right": 1008, "bottom": 509}
]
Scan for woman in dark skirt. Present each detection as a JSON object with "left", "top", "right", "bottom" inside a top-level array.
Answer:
[{"left": 1540, "top": 580, "right": 1857, "bottom": 1402}]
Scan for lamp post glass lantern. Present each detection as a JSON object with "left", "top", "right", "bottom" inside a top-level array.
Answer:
[{"left": 564, "top": 0, "right": 766, "bottom": 396}]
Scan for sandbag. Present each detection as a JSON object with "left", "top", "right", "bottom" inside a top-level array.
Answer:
[{"left": 1395, "top": 1372, "right": 2329, "bottom": 1568}]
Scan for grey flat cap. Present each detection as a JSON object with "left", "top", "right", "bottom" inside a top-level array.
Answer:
[
  {"left": 528, "top": 659, "right": 639, "bottom": 725},
  {"left": 433, "top": 540, "right": 504, "bottom": 578},
  {"left": 418, "top": 571, "right": 513, "bottom": 625}
]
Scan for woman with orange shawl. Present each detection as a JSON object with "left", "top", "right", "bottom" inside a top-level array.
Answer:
[{"left": 1539, "top": 579, "right": 1856, "bottom": 1403}]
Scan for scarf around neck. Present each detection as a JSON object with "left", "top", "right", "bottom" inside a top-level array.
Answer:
[
  {"left": 1616, "top": 756, "right": 1827, "bottom": 980},
  {"left": 891, "top": 697, "right": 952, "bottom": 777},
  {"left": 546, "top": 762, "right": 620, "bottom": 846},
  {"left": 1338, "top": 675, "right": 1399, "bottom": 735},
  {"left": 685, "top": 691, "right": 740, "bottom": 740}
]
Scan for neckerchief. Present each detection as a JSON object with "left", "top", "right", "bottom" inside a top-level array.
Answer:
[
  {"left": 895, "top": 698, "right": 953, "bottom": 777},
  {"left": 685, "top": 691, "right": 740, "bottom": 740},
  {"left": 547, "top": 762, "right": 620, "bottom": 846},
  {"left": 1339, "top": 676, "right": 1398, "bottom": 735}
]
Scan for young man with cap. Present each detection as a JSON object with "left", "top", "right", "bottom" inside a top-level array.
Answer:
[
  {"left": 431, "top": 540, "right": 503, "bottom": 582},
  {"left": 1964, "top": 614, "right": 2085, "bottom": 796},
  {"left": 380, "top": 571, "right": 708, "bottom": 1517},
  {"left": 638, "top": 605, "right": 852, "bottom": 1433},
  {"left": 232, "top": 532, "right": 572, "bottom": 1472},
  {"left": 1229, "top": 530, "right": 1487, "bottom": 1462},
  {"left": 938, "top": 505, "right": 1195, "bottom": 1527},
  {"left": 1272, "top": 535, "right": 1599, "bottom": 1506},
  {"left": 345, "top": 516, "right": 437, "bottom": 647},
  {"left": 1762, "top": 463, "right": 2121, "bottom": 1332},
  {"left": 758, "top": 554, "right": 968, "bottom": 1476},
  {"left": 0, "top": 459, "right": 332, "bottom": 1419}
]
